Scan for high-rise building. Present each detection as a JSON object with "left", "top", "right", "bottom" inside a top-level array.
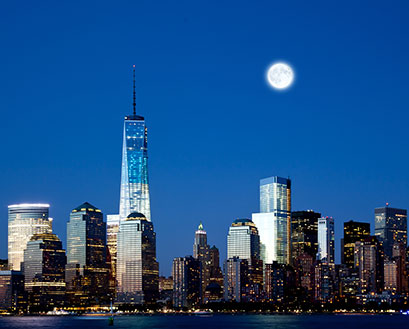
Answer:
[
  {"left": 119, "top": 68, "right": 150, "bottom": 222},
  {"left": 375, "top": 205, "right": 407, "bottom": 259},
  {"left": 253, "top": 176, "right": 291, "bottom": 264},
  {"left": 223, "top": 257, "right": 249, "bottom": 302},
  {"left": 208, "top": 245, "right": 224, "bottom": 289},
  {"left": 291, "top": 210, "right": 320, "bottom": 264},
  {"left": 0, "top": 270, "right": 25, "bottom": 312},
  {"left": 342, "top": 220, "right": 370, "bottom": 268},
  {"left": 172, "top": 256, "right": 201, "bottom": 308},
  {"left": 192, "top": 222, "right": 210, "bottom": 302},
  {"left": 227, "top": 219, "right": 260, "bottom": 265},
  {"left": 314, "top": 262, "right": 337, "bottom": 303},
  {"left": 106, "top": 214, "right": 120, "bottom": 292},
  {"left": 66, "top": 202, "right": 110, "bottom": 305},
  {"left": 8, "top": 204, "right": 52, "bottom": 271},
  {"left": 317, "top": 217, "right": 335, "bottom": 263},
  {"left": 23, "top": 233, "right": 66, "bottom": 311},
  {"left": 116, "top": 212, "right": 159, "bottom": 304},
  {"left": 354, "top": 236, "right": 384, "bottom": 294}
]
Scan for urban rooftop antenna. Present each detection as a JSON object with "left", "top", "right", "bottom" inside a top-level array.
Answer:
[{"left": 133, "top": 65, "right": 136, "bottom": 116}]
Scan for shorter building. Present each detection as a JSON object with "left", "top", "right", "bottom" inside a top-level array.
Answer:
[
  {"left": 0, "top": 270, "right": 25, "bottom": 312},
  {"left": 341, "top": 220, "right": 370, "bottom": 268},
  {"left": 338, "top": 265, "right": 359, "bottom": 302},
  {"left": 317, "top": 217, "right": 335, "bottom": 263},
  {"left": 159, "top": 276, "right": 173, "bottom": 302},
  {"left": 172, "top": 256, "right": 201, "bottom": 309},
  {"left": 23, "top": 233, "right": 66, "bottom": 311},
  {"left": 106, "top": 214, "right": 120, "bottom": 293},
  {"left": 264, "top": 262, "right": 287, "bottom": 303},
  {"left": 223, "top": 257, "right": 248, "bottom": 302},
  {"left": 116, "top": 212, "right": 159, "bottom": 304},
  {"left": 314, "top": 261, "right": 337, "bottom": 303},
  {"left": 0, "top": 260, "right": 8, "bottom": 271},
  {"left": 354, "top": 236, "right": 384, "bottom": 294}
]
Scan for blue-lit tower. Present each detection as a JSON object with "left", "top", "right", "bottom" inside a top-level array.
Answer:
[{"left": 119, "top": 66, "right": 151, "bottom": 221}]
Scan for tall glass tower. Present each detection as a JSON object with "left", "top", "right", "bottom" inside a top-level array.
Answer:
[
  {"left": 317, "top": 217, "right": 335, "bottom": 263},
  {"left": 119, "top": 67, "right": 151, "bottom": 222}
]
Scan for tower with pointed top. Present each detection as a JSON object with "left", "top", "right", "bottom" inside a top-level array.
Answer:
[{"left": 119, "top": 66, "right": 151, "bottom": 222}]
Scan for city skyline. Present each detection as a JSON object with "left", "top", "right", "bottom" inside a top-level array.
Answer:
[{"left": 2, "top": 1, "right": 409, "bottom": 277}]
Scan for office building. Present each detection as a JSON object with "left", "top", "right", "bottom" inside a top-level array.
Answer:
[
  {"left": 0, "top": 270, "right": 25, "bottom": 312},
  {"left": 375, "top": 205, "right": 407, "bottom": 259},
  {"left": 172, "top": 256, "right": 201, "bottom": 308},
  {"left": 342, "top": 220, "right": 370, "bottom": 268},
  {"left": 116, "top": 212, "right": 159, "bottom": 304},
  {"left": 227, "top": 219, "right": 260, "bottom": 265},
  {"left": 354, "top": 236, "right": 384, "bottom": 294},
  {"left": 223, "top": 257, "right": 249, "bottom": 302},
  {"left": 8, "top": 204, "right": 52, "bottom": 271},
  {"left": 192, "top": 222, "right": 210, "bottom": 301},
  {"left": 314, "top": 262, "right": 337, "bottom": 303},
  {"left": 106, "top": 214, "right": 120, "bottom": 293},
  {"left": 291, "top": 210, "right": 320, "bottom": 264},
  {"left": 253, "top": 176, "right": 291, "bottom": 264},
  {"left": 119, "top": 67, "right": 150, "bottom": 221},
  {"left": 317, "top": 217, "right": 335, "bottom": 263},
  {"left": 66, "top": 202, "right": 110, "bottom": 305},
  {"left": 23, "top": 233, "right": 66, "bottom": 311}
]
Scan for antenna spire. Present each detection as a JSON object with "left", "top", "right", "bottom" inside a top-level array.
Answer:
[{"left": 132, "top": 65, "right": 136, "bottom": 116}]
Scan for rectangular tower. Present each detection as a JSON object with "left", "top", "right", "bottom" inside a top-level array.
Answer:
[{"left": 317, "top": 217, "right": 335, "bottom": 263}]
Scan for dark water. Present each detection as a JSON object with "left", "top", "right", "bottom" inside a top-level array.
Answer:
[{"left": 0, "top": 315, "right": 407, "bottom": 329}]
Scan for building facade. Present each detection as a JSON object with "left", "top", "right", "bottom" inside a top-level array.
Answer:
[
  {"left": 341, "top": 220, "right": 370, "bottom": 268},
  {"left": 106, "top": 214, "right": 120, "bottom": 293},
  {"left": 0, "top": 270, "right": 25, "bottom": 312},
  {"left": 223, "top": 257, "right": 248, "bottom": 302},
  {"left": 119, "top": 77, "right": 151, "bottom": 222},
  {"left": 23, "top": 233, "right": 66, "bottom": 311},
  {"left": 375, "top": 205, "right": 407, "bottom": 260},
  {"left": 227, "top": 219, "right": 260, "bottom": 265},
  {"left": 172, "top": 256, "right": 201, "bottom": 308},
  {"left": 8, "top": 204, "right": 52, "bottom": 271},
  {"left": 253, "top": 176, "right": 291, "bottom": 264},
  {"left": 192, "top": 222, "right": 210, "bottom": 302},
  {"left": 66, "top": 202, "right": 110, "bottom": 305},
  {"left": 291, "top": 210, "right": 320, "bottom": 265},
  {"left": 116, "top": 212, "right": 159, "bottom": 304},
  {"left": 317, "top": 217, "right": 335, "bottom": 263}
]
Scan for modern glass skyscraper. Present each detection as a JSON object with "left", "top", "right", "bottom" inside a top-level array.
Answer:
[
  {"left": 227, "top": 218, "right": 260, "bottom": 266},
  {"left": 116, "top": 212, "right": 159, "bottom": 304},
  {"left": 23, "top": 233, "right": 66, "bottom": 310},
  {"left": 341, "top": 220, "right": 370, "bottom": 268},
  {"left": 193, "top": 222, "right": 210, "bottom": 301},
  {"left": 254, "top": 176, "right": 291, "bottom": 264},
  {"left": 66, "top": 202, "right": 109, "bottom": 305},
  {"left": 8, "top": 204, "right": 52, "bottom": 271},
  {"left": 317, "top": 217, "right": 335, "bottom": 263},
  {"left": 374, "top": 205, "right": 407, "bottom": 259},
  {"left": 119, "top": 68, "right": 150, "bottom": 221},
  {"left": 107, "top": 214, "right": 120, "bottom": 290}
]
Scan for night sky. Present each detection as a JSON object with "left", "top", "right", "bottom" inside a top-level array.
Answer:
[{"left": 1, "top": 1, "right": 409, "bottom": 275}]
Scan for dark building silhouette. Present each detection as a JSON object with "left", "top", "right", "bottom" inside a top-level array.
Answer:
[{"left": 342, "top": 220, "right": 370, "bottom": 268}]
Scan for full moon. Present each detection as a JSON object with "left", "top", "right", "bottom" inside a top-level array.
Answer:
[{"left": 266, "top": 62, "right": 294, "bottom": 90}]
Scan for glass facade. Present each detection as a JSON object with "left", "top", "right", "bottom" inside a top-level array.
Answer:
[
  {"left": 119, "top": 115, "right": 151, "bottom": 222},
  {"left": 66, "top": 202, "right": 109, "bottom": 305},
  {"left": 291, "top": 210, "right": 320, "bottom": 264},
  {"left": 374, "top": 205, "right": 407, "bottom": 259},
  {"left": 227, "top": 219, "right": 260, "bottom": 266},
  {"left": 116, "top": 212, "right": 159, "bottom": 304},
  {"left": 172, "top": 256, "right": 201, "bottom": 308},
  {"left": 23, "top": 233, "right": 66, "bottom": 310},
  {"left": 107, "top": 214, "right": 120, "bottom": 291},
  {"left": 342, "top": 220, "right": 370, "bottom": 268},
  {"left": 252, "top": 212, "right": 287, "bottom": 264},
  {"left": 8, "top": 204, "right": 52, "bottom": 271},
  {"left": 317, "top": 217, "right": 335, "bottom": 263},
  {"left": 257, "top": 176, "right": 291, "bottom": 264}
]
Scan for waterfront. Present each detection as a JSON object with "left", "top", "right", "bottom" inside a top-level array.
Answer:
[{"left": 0, "top": 315, "right": 408, "bottom": 329}]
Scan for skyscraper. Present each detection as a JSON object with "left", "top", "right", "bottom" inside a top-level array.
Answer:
[
  {"left": 66, "top": 202, "right": 110, "bottom": 305},
  {"left": 172, "top": 256, "right": 201, "bottom": 308},
  {"left": 375, "top": 205, "right": 407, "bottom": 259},
  {"left": 341, "top": 220, "right": 370, "bottom": 268},
  {"left": 23, "top": 233, "right": 66, "bottom": 311},
  {"left": 192, "top": 222, "right": 210, "bottom": 302},
  {"left": 253, "top": 176, "right": 291, "bottom": 264},
  {"left": 227, "top": 219, "right": 260, "bottom": 265},
  {"left": 8, "top": 203, "right": 52, "bottom": 271},
  {"left": 354, "top": 236, "right": 384, "bottom": 294},
  {"left": 119, "top": 67, "right": 150, "bottom": 222},
  {"left": 116, "top": 212, "right": 159, "bottom": 304},
  {"left": 317, "top": 217, "right": 335, "bottom": 263},
  {"left": 106, "top": 214, "right": 120, "bottom": 291},
  {"left": 223, "top": 257, "right": 249, "bottom": 302},
  {"left": 291, "top": 210, "right": 321, "bottom": 264}
]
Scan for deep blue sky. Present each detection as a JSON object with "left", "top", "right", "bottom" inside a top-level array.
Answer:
[{"left": 1, "top": 1, "right": 409, "bottom": 275}]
